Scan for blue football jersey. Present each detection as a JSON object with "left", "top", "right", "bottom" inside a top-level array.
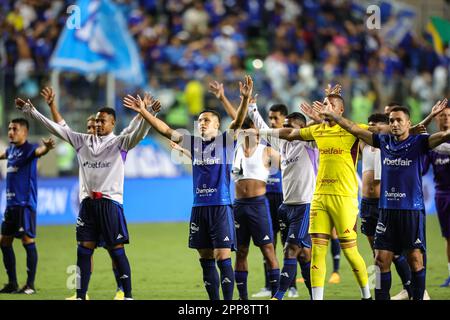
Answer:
[
  {"left": 5, "top": 141, "right": 38, "bottom": 210},
  {"left": 373, "top": 133, "right": 430, "bottom": 210},
  {"left": 188, "top": 132, "right": 234, "bottom": 207}
]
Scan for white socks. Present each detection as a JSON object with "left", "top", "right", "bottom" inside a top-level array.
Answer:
[
  {"left": 312, "top": 287, "right": 324, "bottom": 300},
  {"left": 360, "top": 284, "right": 371, "bottom": 299}
]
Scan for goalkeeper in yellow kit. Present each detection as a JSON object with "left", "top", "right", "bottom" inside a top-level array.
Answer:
[{"left": 258, "top": 84, "right": 371, "bottom": 300}]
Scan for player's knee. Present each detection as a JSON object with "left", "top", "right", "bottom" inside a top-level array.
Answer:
[
  {"left": 198, "top": 249, "right": 214, "bottom": 259},
  {"left": 298, "top": 248, "right": 311, "bottom": 263},
  {"left": 80, "top": 241, "right": 96, "bottom": 250},
  {"left": 310, "top": 233, "right": 330, "bottom": 240},
  {"left": 338, "top": 239, "right": 357, "bottom": 252},
  {"left": 374, "top": 253, "right": 390, "bottom": 270},
  {"left": 236, "top": 246, "right": 249, "bottom": 260},
  {"left": 21, "top": 236, "right": 34, "bottom": 245},
  {"left": 406, "top": 251, "right": 424, "bottom": 271},
  {"left": 283, "top": 243, "right": 300, "bottom": 259},
  {"left": 214, "top": 248, "right": 231, "bottom": 261},
  {"left": 0, "top": 236, "right": 13, "bottom": 247}
]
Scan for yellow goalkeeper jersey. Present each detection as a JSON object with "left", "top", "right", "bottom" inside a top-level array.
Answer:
[{"left": 299, "top": 122, "right": 368, "bottom": 197}]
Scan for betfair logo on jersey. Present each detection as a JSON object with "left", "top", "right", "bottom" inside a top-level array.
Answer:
[
  {"left": 383, "top": 158, "right": 412, "bottom": 166},
  {"left": 320, "top": 178, "right": 338, "bottom": 184},
  {"left": 320, "top": 147, "right": 344, "bottom": 155},
  {"left": 193, "top": 157, "right": 221, "bottom": 165},
  {"left": 82, "top": 161, "right": 112, "bottom": 169}
]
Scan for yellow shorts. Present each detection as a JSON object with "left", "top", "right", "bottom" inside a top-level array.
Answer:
[{"left": 309, "top": 194, "right": 359, "bottom": 240}]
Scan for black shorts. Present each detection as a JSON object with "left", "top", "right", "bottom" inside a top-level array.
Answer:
[
  {"left": 373, "top": 209, "right": 426, "bottom": 254},
  {"left": 266, "top": 192, "right": 283, "bottom": 234},
  {"left": 76, "top": 198, "right": 129, "bottom": 247},
  {"left": 1, "top": 206, "right": 36, "bottom": 239},
  {"left": 189, "top": 205, "right": 236, "bottom": 250},
  {"left": 359, "top": 198, "right": 380, "bottom": 237},
  {"left": 234, "top": 195, "right": 274, "bottom": 247},
  {"left": 278, "top": 203, "right": 311, "bottom": 248}
]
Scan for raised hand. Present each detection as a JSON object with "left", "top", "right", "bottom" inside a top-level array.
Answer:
[
  {"left": 410, "top": 124, "right": 428, "bottom": 135},
  {"left": 431, "top": 98, "right": 448, "bottom": 117},
  {"left": 300, "top": 102, "right": 321, "bottom": 122},
  {"left": 40, "top": 87, "right": 55, "bottom": 106},
  {"left": 208, "top": 81, "right": 224, "bottom": 99},
  {"left": 150, "top": 99, "right": 161, "bottom": 113},
  {"left": 123, "top": 94, "right": 146, "bottom": 113},
  {"left": 239, "top": 75, "right": 253, "bottom": 99},
  {"left": 15, "top": 98, "right": 35, "bottom": 110},
  {"left": 169, "top": 140, "right": 183, "bottom": 152},
  {"left": 42, "top": 137, "right": 56, "bottom": 150},
  {"left": 143, "top": 92, "right": 154, "bottom": 108}
]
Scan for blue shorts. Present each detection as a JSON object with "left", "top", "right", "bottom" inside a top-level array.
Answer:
[
  {"left": 266, "top": 192, "right": 283, "bottom": 234},
  {"left": 189, "top": 205, "right": 236, "bottom": 250},
  {"left": 76, "top": 198, "right": 129, "bottom": 247},
  {"left": 278, "top": 203, "right": 311, "bottom": 248},
  {"left": 373, "top": 209, "right": 426, "bottom": 254},
  {"left": 359, "top": 198, "right": 380, "bottom": 237},
  {"left": 1, "top": 206, "right": 36, "bottom": 239},
  {"left": 234, "top": 195, "right": 274, "bottom": 247}
]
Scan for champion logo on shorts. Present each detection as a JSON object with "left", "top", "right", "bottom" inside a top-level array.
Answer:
[
  {"left": 223, "top": 236, "right": 230, "bottom": 241},
  {"left": 18, "top": 227, "right": 24, "bottom": 232},
  {"left": 281, "top": 272, "right": 289, "bottom": 278},
  {"left": 263, "top": 235, "right": 270, "bottom": 241},
  {"left": 204, "top": 281, "right": 211, "bottom": 286},
  {"left": 343, "top": 229, "right": 350, "bottom": 234},
  {"left": 117, "top": 234, "right": 123, "bottom": 240},
  {"left": 415, "top": 238, "right": 422, "bottom": 244},
  {"left": 289, "top": 234, "right": 295, "bottom": 239}
]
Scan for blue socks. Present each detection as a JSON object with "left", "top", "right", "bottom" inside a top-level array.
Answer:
[
  {"left": 217, "top": 258, "right": 234, "bottom": 300},
  {"left": 331, "top": 239, "right": 340, "bottom": 273},
  {"left": 411, "top": 268, "right": 426, "bottom": 300},
  {"left": 393, "top": 255, "right": 412, "bottom": 298},
  {"left": 200, "top": 258, "right": 220, "bottom": 300},
  {"left": 76, "top": 245, "right": 93, "bottom": 299},
  {"left": 23, "top": 243, "right": 38, "bottom": 287},
  {"left": 109, "top": 247, "right": 132, "bottom": 298},
  {"left": 273, "top": 258, "right": 296, "bottom": 300},
  {"left": 375, "top": 271, "right": 391, "bottom": 300},
  {"left": 108, "top": 250, "right": 124, "bottom": 291},
  {"left": 268, "top": 268, "right": 280, "bottom": 296},
  {"left": 300, "top": 261, "right": 312, "bottom": 298},
  {"left": 1, "top": 246, "right": 17, "bottom": 285},
  {"left": 235, "top": 270, "right": 248, "bottom": 300}
]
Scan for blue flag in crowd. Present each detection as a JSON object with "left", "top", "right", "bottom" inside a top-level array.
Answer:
[{"left": 49, "top": 0, "right": 145, "bottom": 87}]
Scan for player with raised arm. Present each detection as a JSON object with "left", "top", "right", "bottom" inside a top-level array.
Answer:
[
  {"left": 312, "top": 96, "right": 449, "bottom": 300},
  {"left": 422, "top": 105, "right": 450, "bottom": 288},
  {"left": 208, "top": 82, "right": 280, "bottom": 300},
  {"left": 0, "top": 119, "right": 55, "bottom": 294},
  {"left": 40, "top": 87, "right": 160, "bottom": 300},
  {"left": 300, "top": 103, "right": 342, "bottom": 285},
  {"left": 124, "top": 76, "right": 253, "bottom": 300},
  {"left": 246, "top": 99, "right": 318, "bottom": 300},
  {"left": 257, "top": 84, "right": 371, "bottom": 300},
  {"left": 15, "top": 93, "right": 154, "bottom": 300}
]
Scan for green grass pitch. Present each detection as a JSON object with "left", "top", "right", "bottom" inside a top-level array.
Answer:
[{"left": 0, "top": 215, "right": 449, "bottom": 300}]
